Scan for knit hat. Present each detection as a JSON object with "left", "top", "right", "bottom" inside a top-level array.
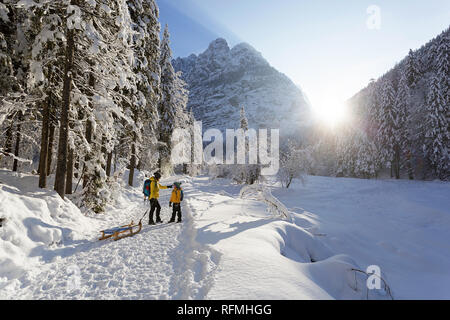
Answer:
[{"left": 173, "top": 182, "right": 182, "bottom": 189}]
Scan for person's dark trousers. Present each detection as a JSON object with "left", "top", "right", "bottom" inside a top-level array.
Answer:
[
  {"left": 149, "top": 198, "right": 162, "bottom": 224},
  {"left": 170, "top": 203, "right": 182, "bottom": 222}
]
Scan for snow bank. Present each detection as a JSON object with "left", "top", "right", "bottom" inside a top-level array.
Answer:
[{"left": 0, "top": 170, "right": 99, "bottom": 283}]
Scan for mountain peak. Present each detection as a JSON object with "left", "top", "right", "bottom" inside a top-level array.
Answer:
[
  {"left": 173, "top": 39, "right": 311, "bottom": 136},
  {"left": 230, "top": 42, "right": 267, "bottom": 66},
  {"left": 205, "top": 38, "right": 230, "bottom": 55},
  {"left": 232, "top": 42, "right": 257, "bottom": 53}
]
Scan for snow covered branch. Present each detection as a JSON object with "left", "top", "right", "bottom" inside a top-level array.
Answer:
[
  {"left": 240, "top": 184, "right": 293, "bottom": 223},
  {"left": 0, "top": 150, "right": 32, "bottom": 165}
]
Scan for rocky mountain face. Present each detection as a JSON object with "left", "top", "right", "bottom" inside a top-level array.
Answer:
[{"left": 173, "top": 38, "right": 312, "bottom": 136}]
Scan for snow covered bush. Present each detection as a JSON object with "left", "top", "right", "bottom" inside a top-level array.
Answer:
[
  {"left": 277, "top": 141, "right": 312, "bottom": 188},
  {"left": 240, "top": 184, "right": 292, "bottom": 222}
]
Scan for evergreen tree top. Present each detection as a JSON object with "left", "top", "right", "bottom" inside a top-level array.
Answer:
[{"left": 240, "top": 105, "right": 249, "bottom": 131}]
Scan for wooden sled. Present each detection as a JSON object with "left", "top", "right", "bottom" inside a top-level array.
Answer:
[{"left": 99, "top": 220, "right": 142, "bottom": 241}]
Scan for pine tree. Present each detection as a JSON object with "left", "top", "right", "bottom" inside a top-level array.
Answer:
[
  {"left": 405, "top": 49, "right": 420, "bottom": 89},
  {"left": 240, "top": 105, "right": 249, "bottom": 131},
  {"left": 0, "top": 0, "right": 175, "bottom": 212},
  {"left": 335, "top": 129, "right": 355, "bottom": 177},
  {"left": 0, "top": 1, "right": 35, "bottom": 165},
  {"left": 231, "top": 105, "right": 260, "bottom": 184},
  {"left": 364, "top": 83, "right": 383, "bottom": 177},
  {"left": 54, "top": 0, "right": 81, "bottom": 199},
  {"left": 158, "top": 24, "right": 177, "bottom": 176},
  {"left": 436, "top": 31, "right": 449, "bottom": 124},
  {"left": 0, "top": 2, "right": 15, "bottom": 104},
  {"left": 395, "top": 73, "right": 414, "bottom": 179},
  {"left": 423, "top": 76, "right": 449, "bottom": 179},
  {"left": 378, "top": 78, "right": 397, "bottom": 176},
  {"left": 336, "top": 28, "right": 448, "bottom": 181},
  {"left": 28, "top": 2, "right": 67, "bottom": 188},
  {"left": 0, "top": 2, "right": 15, "bottom": 160},
  {"left": 77, "top": 0, "right": 143, "bottom": 209},
  {"left": 128, "top": 0, "right": 161, "bottom": 185}
]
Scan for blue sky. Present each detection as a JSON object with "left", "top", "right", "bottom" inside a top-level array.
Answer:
[{"left": 158, "top": 0, "right": 450, "bottom": 116}]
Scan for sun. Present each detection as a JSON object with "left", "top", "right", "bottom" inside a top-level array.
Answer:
[{"left": 312, "top": 100, "right": 349, "bottom": 128}]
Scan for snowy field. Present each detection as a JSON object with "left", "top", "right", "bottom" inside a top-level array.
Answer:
[
  {"left": 1, "top": 169, "right": 449, "bottom": 299},
  {"left": 272, "top": 176, "right": 450, "bottom": 299}
]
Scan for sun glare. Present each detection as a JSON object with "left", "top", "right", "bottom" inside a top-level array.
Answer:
[{"left": 312, "top": 100, "right": 349, "bottom": 128}]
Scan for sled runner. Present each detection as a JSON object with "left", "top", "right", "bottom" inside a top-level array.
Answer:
[{"left": 99, "top": 220, "right": 143, "bottom": 241}]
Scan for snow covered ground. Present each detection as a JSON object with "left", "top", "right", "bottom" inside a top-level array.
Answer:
[
  {"left": 1, "top": 169, "right": 449, "bottom": 299},
  {"left": 272, "top": 176, "right": 450, "bottom": 299}
]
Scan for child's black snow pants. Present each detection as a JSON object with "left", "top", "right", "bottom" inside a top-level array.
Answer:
[{"left": 170, "top": 203, "right": 182, "bottom": 222}]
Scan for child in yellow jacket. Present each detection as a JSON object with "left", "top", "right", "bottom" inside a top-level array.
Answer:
[{"left": 169, "top": 182, "right": 184, "bottom": 223}]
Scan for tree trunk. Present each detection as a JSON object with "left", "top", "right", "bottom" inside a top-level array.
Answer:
[
  {"left": 82, "top": 69, "right": 96, "bottom": 188},
  {"left": 113, "top": 146, "right": 117, "bottom": 173},
  {"left": 157, "top": 154, "right": 162, "bottom": 172},
  {"left": 65, "top": 109, "right": 77, "bottom": 194},
  {"left": 74, "top": 157, "right": 79, "bottom": 179},
  {"left": 394, "top": 146, "right": 400, "bottom": 179},
  {"left": 4, "top": 116, "right": 13, "bottom": 169},
  {"left": 101, "top": 135, "right": 107, "bottom": 171},
  {"left": 106, "top": 152, "right": 112, "bottom": 177},
  {"left": 407, "top": 160, "right": 414, "bottom": 180},
  {"left": 83, "top": 118, "right": 93, "bottom": 188},
  {"left": 406, "top": 150, "right": 414, "bottom": 180},
  {"left": 12, "top": 113, "right": 22, "bottom": 172},
  {"left": 286, "top": 176, "right": 293, "bottom": 189},
  {"left": 128, "top": 132, "right": 137, "bottom": 187},
  {"left": 46, "top": 121, "right": 55, "bottom": 176},
  {"left": 39, "top": 101, "right": 50, "bottom": 188},
  {"left": 65, "top": 147, "right": 74, "bottom": 194},
  {"left": 54, "top": 25, "right": 75, "bottom": 198}
]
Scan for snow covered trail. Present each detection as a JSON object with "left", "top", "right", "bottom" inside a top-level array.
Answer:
[{"left": 1, "top": 173, "right": 218, "bottom": 300}]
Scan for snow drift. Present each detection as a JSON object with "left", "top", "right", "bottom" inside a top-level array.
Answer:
[{"left": 0, "top": 170, "right": 98, "bottom": 283}]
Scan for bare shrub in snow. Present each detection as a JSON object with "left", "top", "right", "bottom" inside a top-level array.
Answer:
[
  {"left": 277, "top": 141, "right": 312, "bottom": 188},
  {"left": 240, "top": 184, "right": 292, "bottom": 222}
]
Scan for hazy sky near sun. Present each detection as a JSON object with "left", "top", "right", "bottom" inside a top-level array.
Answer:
[{"left": 158, "top": 0, "right": 450, "bottom": 110}]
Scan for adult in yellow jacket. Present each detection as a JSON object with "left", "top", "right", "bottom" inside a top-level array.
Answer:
[{"left": 148, "top": 172, "right": 172, "bottom": 225}]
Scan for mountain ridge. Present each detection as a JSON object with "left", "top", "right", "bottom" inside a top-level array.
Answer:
[{"left": 173, "top": 38, "right": 312, "bottom": 136}]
